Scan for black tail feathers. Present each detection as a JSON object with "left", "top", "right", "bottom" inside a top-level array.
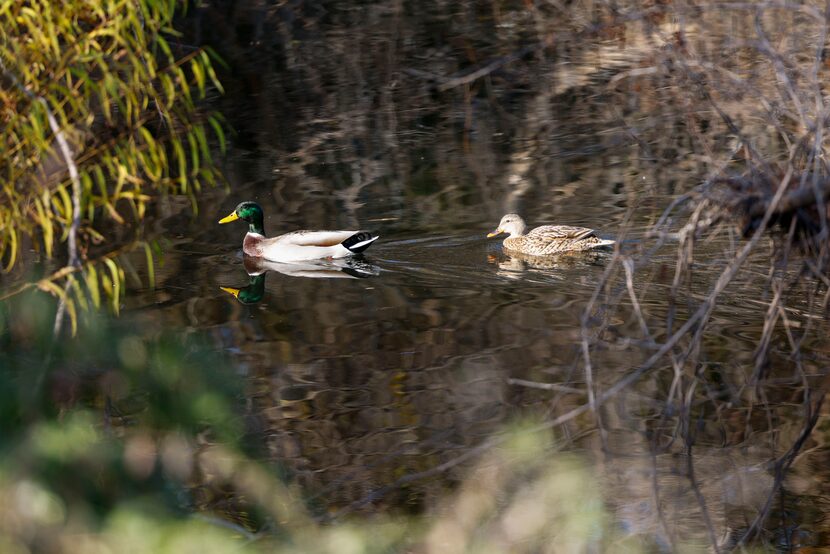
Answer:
[{"left": 341, "top": 232, "right": 379, "bottom": 253}]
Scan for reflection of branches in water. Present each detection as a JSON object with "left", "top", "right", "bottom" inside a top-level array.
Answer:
[
  {"left": 577, "top": 179, "right": 825, "bottom": 546},
  {"left": 579, "top": 3, "right": 830, "bottom": 547},
  {"left": 328, "top": 2, "right": 830, "bottom": 547},
  {"left": 738, "top": 388, "right": 825, "bottom": 546},
  {"left": 193, "top": 1, "right": 830, "bottom": 546}
]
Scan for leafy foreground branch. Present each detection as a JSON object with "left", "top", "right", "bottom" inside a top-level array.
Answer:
[{"left": 0, "top": 0, "right": 224, "bottom": 333}]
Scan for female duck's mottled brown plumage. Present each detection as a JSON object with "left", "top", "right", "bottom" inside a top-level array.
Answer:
[{"left": 487, "top": 213, "right": 614, "bottom": 255}]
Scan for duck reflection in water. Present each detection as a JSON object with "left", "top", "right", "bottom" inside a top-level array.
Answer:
[
  {"left": 488, "top": 249, "right": 613, "bottom": 280},
  {"left": 220, "top": 255, "right": 379, "bottom": 304}
]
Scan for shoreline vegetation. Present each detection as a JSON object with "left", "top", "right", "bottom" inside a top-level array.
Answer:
[{"left": 0, "top": 0, "right": 224, "bottom": 335}]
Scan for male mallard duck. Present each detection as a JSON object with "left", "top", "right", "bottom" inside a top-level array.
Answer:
[
  {"left": 219, "top": 201, "right": 379, "bottom": 262},
  {"left": 487, "top": 213, "right": 614, "bottom": 255}
]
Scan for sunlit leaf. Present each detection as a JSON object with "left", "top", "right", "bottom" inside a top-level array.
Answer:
[
  {"left": 85, "top": 264, "right": 100, "bottom": 309},
  {"left": 143, "top": 242, "right": 156, "bottom": 289},
  {"left": 36, "top": 278, "right": 65, "bottom": 299},
  {"left": 68, "top": 273, "right": 88, "bottom": 313},
  {"left": 207, "top": 114, "right": 226, "bottom": 153},
  {"left": 201, "top": 49, "right": 225, "bottom": 92},
  {"left": 3, "top": 227, "right": 18, "bottom": 272},
  {"left": 103, "top": 257, "right": 121, "bottom": 314},
  {"left": 191, "top": 58, "right": 205, "bottom": 98}
]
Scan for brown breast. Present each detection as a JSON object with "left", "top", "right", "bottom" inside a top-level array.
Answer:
[{"left": 243, "top": 233, "right": 265, "bottom": 257}]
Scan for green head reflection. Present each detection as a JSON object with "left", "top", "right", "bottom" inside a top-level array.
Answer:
[{"left": 220, "top": 273, "right": 266, "bottom": 304}]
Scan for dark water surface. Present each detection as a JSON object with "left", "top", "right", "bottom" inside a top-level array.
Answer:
[{"left": 118, "top": 3, "right": 830, "bottom": 550}]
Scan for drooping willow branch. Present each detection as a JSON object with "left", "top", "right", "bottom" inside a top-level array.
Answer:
[{"left": 0, "top": 60, "right": 82, "bottom": 336}]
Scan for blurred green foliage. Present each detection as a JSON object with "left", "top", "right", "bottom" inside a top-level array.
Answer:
[
  {"left": 0, "top": 292, "right": 248, "bottom": 552},
  {"left": 0, "top": 294, "right": 657, "bottom": 553}
]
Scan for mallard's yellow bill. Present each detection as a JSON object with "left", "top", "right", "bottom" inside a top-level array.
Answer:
[
  {"left": 220, "top": 286, "right": 241, "bottom": 298},
  {"left": 218, "top": 212, "right": 239, "bottom": 224},
  {"left": 487, "top": 229, "right": 502, "bottom": 238}
]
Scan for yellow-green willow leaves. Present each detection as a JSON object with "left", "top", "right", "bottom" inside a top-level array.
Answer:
[{"left": 0, "top": 0, "right": 224, "bottom": 332}]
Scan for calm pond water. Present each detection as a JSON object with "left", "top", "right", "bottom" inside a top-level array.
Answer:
[{"left": 107, "top": 2, "right": 830, "bottom": 550}]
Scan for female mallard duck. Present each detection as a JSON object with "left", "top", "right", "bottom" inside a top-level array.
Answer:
[
  {"left": 219, "top": 201, "right": 379, "bottom": 262},
  {"left": 487, "top": 213, "right": 614, "bottom": 255}
]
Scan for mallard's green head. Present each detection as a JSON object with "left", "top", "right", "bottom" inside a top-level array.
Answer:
[{"left": 219, "top": 201, "right": 265, "bottom": 234}]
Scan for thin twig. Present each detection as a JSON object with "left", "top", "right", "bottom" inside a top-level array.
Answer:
[
  {"left": 506, "top": 378, "right": 586, "bottom": 394},
  {"left": 39, "top": 98, "right": 82, "bottom": 271}
]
